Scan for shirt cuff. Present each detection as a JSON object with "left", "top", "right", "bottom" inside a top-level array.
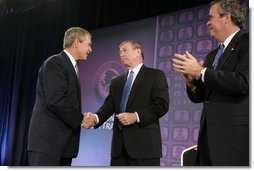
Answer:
[
  {"left": 201, "top": 68, "right": 207, "bottom": 83},
  {"left": 135, "top": 111, "right": 140, "bottom": 123},
  {"left": 190, "top": 86, "right": 196, "bottom": 92},
  {"left": 94, "top": 114, "right": 99, "bottom": 124}
]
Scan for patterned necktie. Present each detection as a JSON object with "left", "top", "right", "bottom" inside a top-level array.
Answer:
[
  {"left": 75, "top": 63, "right": 79, "bottom": 79},
  {"left": 212, "top": 44, "right": 224, "bottom": 69},
  {"left": 118, "top": 70, "right": 134, "bottom": 129}
]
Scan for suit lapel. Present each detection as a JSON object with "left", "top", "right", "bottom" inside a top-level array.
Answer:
[
  {"left": 206, "top": 49, "right": 218, "bottom": 68},
  {"left": 61, "top": 51, "right": 81, "bottom": 102},
  {"left": 216, "top": 30, "right": 244, "bottom": 69},
  {"left": 126, "top": 65, "right": 147, "bottom": 109},
  {"left": 61, "top": 51, "right": 79, "bottom": 82},
  {"left": 118, "top": 73, "right": 128, "bottom": 103},
  {"left": 204, "top": 31, "right": 245, "bottom": 101}
]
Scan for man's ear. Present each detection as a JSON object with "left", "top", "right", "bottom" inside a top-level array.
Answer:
[
  {"left": 136, "top": 48, "right": 142, "bottom": 57},
  {"left": 74, "top": 39, "right": 80, "bottom": 48},
  {"left": 224, "top": 12, "right": 231, "bottom": 24}
]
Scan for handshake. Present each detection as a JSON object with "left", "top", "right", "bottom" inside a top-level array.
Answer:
[
  {"left": 80, "top": 112, "right": 138, "bottom": 129},
  {"left": 81, "top": 112, "right": 97, "bottom": 129}
]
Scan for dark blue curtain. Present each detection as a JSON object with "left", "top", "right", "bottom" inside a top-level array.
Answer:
[
  {"left": 0, "top": 2, "right": 64, "bottom": 165},
  {"left": 0, "top": 0, "right": 49, "bottom": 16}
]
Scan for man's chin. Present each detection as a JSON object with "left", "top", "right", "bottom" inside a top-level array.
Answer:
[
  {"left": 122, "top": 63, "right": 130, "bottom": 68},
  {"left": 209, "top": 33, "right": 215, "bottom": 39},
  {"left": 82, "top": 55, "right": 87, "bottom": 60}
]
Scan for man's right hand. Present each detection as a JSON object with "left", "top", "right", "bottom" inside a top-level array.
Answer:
[{"left": 81, "top": 112, "right": 97, "bottom": 128}]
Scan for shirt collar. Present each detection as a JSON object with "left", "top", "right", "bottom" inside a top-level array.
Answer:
[
  {"left": 222, "top": 29, "right": 240, "bottom": 51},
  {"left": 129, "top": 63, "right": 143, "bottom": 76},
  {"left": 64, "top": 49, "right": 77, "bottom": 67}
]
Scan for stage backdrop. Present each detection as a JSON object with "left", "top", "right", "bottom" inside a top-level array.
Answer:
[{"left": 72, "top": 3, "right": 249, "bottom": 166}]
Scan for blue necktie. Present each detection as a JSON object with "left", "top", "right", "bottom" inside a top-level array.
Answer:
[
  {"left": 212, "top": 44, "right": 224, "bottom": 69},
  {"left": 120, "top": 70, "right": 134, "bottom": 112},
  {"left": 118, "top": 70, "right": 134, "bottom": 129}
]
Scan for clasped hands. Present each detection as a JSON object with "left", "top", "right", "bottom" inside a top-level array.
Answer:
[
  {"left": 81, "top": 112, "right": 137, "bottom": 129},
  {"left": 81, "top": 112, "right": 97, "bottom": 129},
  {"left": 172, "top": 50, "right": 204, "bottom": 77},
  {"left": 172, "top": 51, "right": 204, "bottom": 87}
]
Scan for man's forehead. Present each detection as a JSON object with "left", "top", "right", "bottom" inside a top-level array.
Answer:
[{"left": 120, "top": 42, "right": 131, "bottom": 48}]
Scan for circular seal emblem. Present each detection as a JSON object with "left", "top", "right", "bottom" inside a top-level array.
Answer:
[{"left": 95, "top": 61, "right": 125, "bottom": 101}]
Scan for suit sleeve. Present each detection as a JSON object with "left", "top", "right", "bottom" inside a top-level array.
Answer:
[
  {"left": 94, "top": 81, "right": 116, "bottom": 128},
  {"left": 42, "top": 58, "right": 83, "bottom": 130},
  {"left": 186, "top": 79, "right": 205, "bottom": 103},
  {"left": 137, "top": 70, "right": 169, "bottom": 127}
]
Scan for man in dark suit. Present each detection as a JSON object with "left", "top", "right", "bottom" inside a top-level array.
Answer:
[
  {"left": 172, "top": 0, "right": 248, "bottom": 166},
  {"left": 27, "top": 27, "right": 92, "bottom": 166},
  {"left": 82, "top": 40, "right": 169, "bottom": 166}
]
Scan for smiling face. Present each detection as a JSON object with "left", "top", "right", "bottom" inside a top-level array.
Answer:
[
  {"left": 76, "top": 35, "right": 92, "bottom": 60},
  {"left": 207, "top": 3, "right": 228, "bottom": 42},
  {"left": 63, "top": 27, "right": 92, "bottom": 61}
]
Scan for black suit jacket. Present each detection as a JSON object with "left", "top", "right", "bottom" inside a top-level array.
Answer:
[
  {"left": 27, "top": 51, "right": 83, "bottom": 158},
  {"left": 94, "top": 65, "right": 169, "bottom": 159},
  {"left": 187, "top": 31, "right": 249, "bottom": 165}
]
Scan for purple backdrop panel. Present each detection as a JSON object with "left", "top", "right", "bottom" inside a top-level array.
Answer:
[{"left": 72, "top": 17, "right": 157, "bottom": 166}]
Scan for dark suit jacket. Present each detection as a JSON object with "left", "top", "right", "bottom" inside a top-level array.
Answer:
[
  {"left": 94, "top": 65, "right": 169, "bottom": 159},
  {"left": 27, "top": 51, "right": 83, "bottom": 158},
  {"left": 187, "top": 30, "right": 249, "bottom": 165}
]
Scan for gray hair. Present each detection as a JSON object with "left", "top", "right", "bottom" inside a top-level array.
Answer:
[
  {"left": 63, "top": 27, "right": 91, "bottom": 49},
  {"left": 119, "top": 40, "right": 144, "bottom": 59},
  {"left": 210, "top": 0, "right": 246, "bottom": 29}
]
